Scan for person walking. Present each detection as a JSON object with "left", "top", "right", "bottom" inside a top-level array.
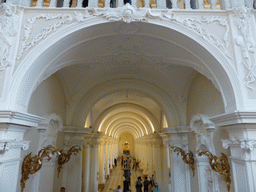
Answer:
[
  {"left": 143, "top": 176, "right": 150, "bottom": 192},
  {"left": 135, "top": 176, "right": 142, "bottom": 192},
  {"left": 149, "top": 175, "right": 155, "bottom": 186},
  {"left": 123, "top": 178, "right": 130, "bottom": 192},
  {"left": 114, "top": 158, "right": 117, "bottom": 167}
]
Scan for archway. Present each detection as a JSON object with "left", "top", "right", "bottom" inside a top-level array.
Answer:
[{"left": 15, "top": 19, "right": 238, "bottom": 192}]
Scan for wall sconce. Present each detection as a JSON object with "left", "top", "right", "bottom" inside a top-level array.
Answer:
[
  {"left": 196, "top": 149, "right": 231, "bottom": 192},
  {"left": 171, "top": 146, "right": 195, "bottom": 176},
  {"left": 57, "top": 145, "right": 82, "bottom": 177},
  {"left": 20, "top": 146, "right": 59, "bottom": 192}
]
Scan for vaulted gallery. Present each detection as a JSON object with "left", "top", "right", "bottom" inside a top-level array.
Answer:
[
  {"left": 7, "top": 19, "right": 238, "bottom": 192},
  {"left": 4, "top": 0, "right": 256, "bottom": 189}
]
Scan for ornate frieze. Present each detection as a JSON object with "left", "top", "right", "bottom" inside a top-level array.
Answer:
[
  {"left": 17, "top": 4, "right": 231, "bottom": 64},
  {"left": 0, "top": 3, "right": 19, "bottom": 70},
  {"left": 222, "top": 138, "right": 256, "bottom": 151}
]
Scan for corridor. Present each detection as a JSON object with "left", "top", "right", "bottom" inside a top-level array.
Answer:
[{"left": 102, "top": 160, "right": 143, "bottom": 192}]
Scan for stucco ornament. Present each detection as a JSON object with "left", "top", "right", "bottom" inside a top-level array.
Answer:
[
  {"left": 0, "top": 3, "right": 19, "bottom": 70},
  {"left": 233, "top": 7, "right": 256, "bottom": 90},
  {"left": 222, "top": 138, "right": 256, "bottom": 151},
  {"left": 17, "top": 6, "right": 231, "bottom": 64},
  {"left": 87, "top": 3, "right": 160, "bottom": 23},
  {"left": 0, "top": 139, "right": 30, "bottom": 152},
  {"left": 190, "top": 114, "right": 216, "bottom": 154}
]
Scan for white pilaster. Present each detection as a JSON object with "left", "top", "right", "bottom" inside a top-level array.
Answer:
[
  {"left": 61, "top": 127, "right": 92, "bottom": 192},
  {"left": 162, "top": 127, "right": 191, "bottom": 192},
  {"left": 211, "top": 112, "right": 256, "bottom": 192},
  {"left": 0, "top": 112, "right": 43, "bottom": 192}
]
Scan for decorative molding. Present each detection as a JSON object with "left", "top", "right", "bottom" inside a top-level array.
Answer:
[
  {"left": 190, "top": 114, "right": 216, "bottom": 154},
  {"left": 205, "top": 166, "right": 213, "bottom": 192},
  {"left": 0, "top": 139, "right": 30, "bottom": 152},
  {"left": 222, "top": 138, "right": 256, "bottom": 151},
  {"left": 18, "top": 4, "right": 231, "bottom": 62},
  {"left": 0, "top": 3, "right": 19, "bottom": 70},
  {"left": 163, "top": 14, "right": 232, "bottom": 60},
  {"left": 233, "top": 7, "right": 256, "bottom": 90}
]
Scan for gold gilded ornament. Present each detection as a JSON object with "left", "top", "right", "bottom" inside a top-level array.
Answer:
[
  {"left": 171, "top": 146, "right": 195, "bottom": 176},
  {"left": 196, "top": 149, "right": 231, "bottom": 192},
  {"left": 20, "top": 146, "right": 59, "bottom": 192},
  {"left": 57, "top": 145, "right": 82, "bottom": 177}
]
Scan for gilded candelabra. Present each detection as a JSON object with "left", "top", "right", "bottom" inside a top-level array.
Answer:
[
  {"left": 57, "top": 145, "right": 82, "bottom": 177},
  {"left": 196, "top": 149, "right": 231, "bottom": 192},
  {"left": 171, "top": 146, "right": 195, "bottom": 177},
  {"left": 20, "top": 146, "right": 59, "bottom": 192}
]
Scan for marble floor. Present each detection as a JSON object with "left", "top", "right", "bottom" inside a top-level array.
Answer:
[{"left": 102, "top": 162, "right": 143, "bottom": 192}]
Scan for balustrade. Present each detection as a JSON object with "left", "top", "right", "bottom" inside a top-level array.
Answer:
[{"left": 4, "top": 0, "right": 256, "bottom": 10}]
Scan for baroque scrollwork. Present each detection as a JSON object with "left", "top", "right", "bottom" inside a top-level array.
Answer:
[
  {"left": 171, "top": 146, "right": 195, "bottom": 176},
  {"left": 233, "top": 7, "right": 256, "bottom": 90},
  {"left": 163, "top": 14, "right": 232, "bottom": 60},
  {"left": 57, "top": 145, "right": 82, "bottom": 177},
  {"left": 197, "top": 149, "right": 231, "bottom": 192},
  {"left": 0, "top": 3, "right": 19, "bottom": 70},
  {"left": 20, "top": 146, "right": 59, "bottom": 192},
  {"left": 18, "top": 4, "right": 231, "bottom": 63}
]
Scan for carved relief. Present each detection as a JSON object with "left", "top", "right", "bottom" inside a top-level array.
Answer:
[
  {"left": 222, "top": 138, "right": 256, "bottom": 151},
  {"left": 190, "top": 114, "right": 216, "bottom": 154},
  {"left": 163, "top": 14, "right": 232, "bottom": 60},
  {"left": 37, "top": 113, "right": 63, "bottom": 150},
  {"left": 0, "top": 3, "right": 19, "bottom": 70},
  {"left": 17, "top": 4, "right": 231, "bottom": 65},
  {"left": 233, "top": 7, "right": 256, "bottom": 90}
]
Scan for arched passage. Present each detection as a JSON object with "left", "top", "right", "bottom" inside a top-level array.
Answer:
[
  {"left": 10, "top": 18, "right": 242, "bottom": 192},
  {"left": 9, "top": 20, "right": 240, "bottom": 116}
]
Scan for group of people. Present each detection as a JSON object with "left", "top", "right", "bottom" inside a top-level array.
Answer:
[
  {"left": 110, "top": 174, "right": 160, "bottom": 192},
  {"left": 110, "top": 156, "right": 160, "bottom": 192},
  {"left": 135, "top": 175, "right": 159, "bottom": 192},
  {"left": 121, "top": 156, "right": 140, "bottom": 171}
]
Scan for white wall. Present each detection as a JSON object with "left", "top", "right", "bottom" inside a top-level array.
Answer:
[
  {"left": 17, "top": 74, "right": 66, "bottom": 192},
  {"left": 186, "top": 73, "right": 230, "bottom": 192}
]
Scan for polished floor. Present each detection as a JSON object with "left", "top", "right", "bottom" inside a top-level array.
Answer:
[{"left": 102, "top": 161, "right": 143, "bottom": 192}]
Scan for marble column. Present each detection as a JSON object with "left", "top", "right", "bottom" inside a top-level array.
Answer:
[
  {"left": 99, "top": 138, "right": 106, "bottom": 185},
  {"left": 89, "top": 133, "right": 102, "bottom": 192},
  {"left": 0, "top": 112, "right": 43, "bottom": 192},
  {"left": 160, "top": 133, "right": 171, "bottom": 192},
  {"left": 105, "top": 141, "right": 110, "bottom": 176},
  {"left": 83, "top": 145, "right": 91, "bottom": 192},
  {"left": 211, "top": 112, "right": 256, "bottom": 192},
  {"left": 61, "top": 127, "right": 92, "bottom": 192}
]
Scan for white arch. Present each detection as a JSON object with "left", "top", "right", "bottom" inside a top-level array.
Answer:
[{"left": 8, "top": 19, "right": 241, "bottom": 121}]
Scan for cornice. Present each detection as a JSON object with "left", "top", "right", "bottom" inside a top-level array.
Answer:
[
  {"left": 210, "top": 111, "right": 256, "bottom": 127},
  {"left": 0, "top": 111, "right": 44, "bottom": 127},
  {"left": 62, "top": 126, "right": 93, "bottom": 134},
  {"left": 162, "top": 126, "right": 190, "bottom": 134}
]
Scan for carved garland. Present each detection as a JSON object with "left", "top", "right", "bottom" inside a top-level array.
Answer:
[{"left": 17, "top": 4, "right": 231, "bottom": 61}]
